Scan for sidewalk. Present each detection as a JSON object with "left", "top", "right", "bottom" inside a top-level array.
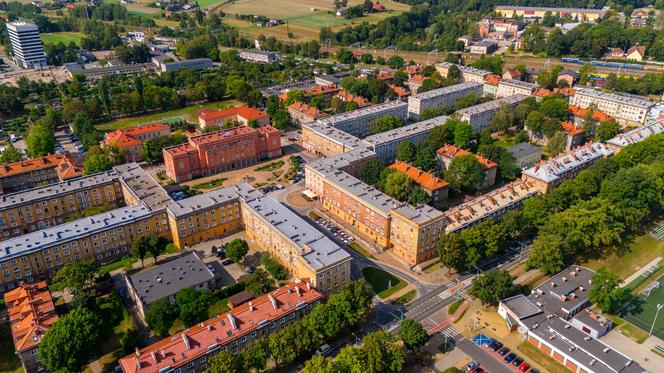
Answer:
[
  {"left": 602, "top": 329, "right": 664, "bottom": 372},
  {"left": 622, "top": 257, "right": 662, "bottom": 287}
]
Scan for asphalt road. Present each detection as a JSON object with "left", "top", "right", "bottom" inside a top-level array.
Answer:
[{"left": 457, "top": 340, "right": 514, "bottom": 373}]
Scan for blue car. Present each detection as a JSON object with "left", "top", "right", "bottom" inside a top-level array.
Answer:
[{"left": 504, "top": 352, "right": 517, "bottom": 364}]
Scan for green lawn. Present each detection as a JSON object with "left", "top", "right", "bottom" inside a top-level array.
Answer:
[
  {"left": 209, "top": 298, "right": 230, "bottom": 317},
  {"left": 40, "top": 32, "right": 86, "bottom": 46},
  {"left": 517, "top": 341, "right": 568, "bottom": 373},
  {"left": 348, "top": 242, "right": 376, "bottom": 260},
  {"left": 423, "top": 260, "right": 443, "bottom": 274},
  {"left": 94, "top": 292, "right": 138, "bottom": 371},
  {"left": 192, "top": 177, "right": 228, "bottom": 190},
  {"left": 98, "top": 257, "right": 138, "bottom": 275},
  {"left": 0, "top": 324, "right": 23, "bottom": 373},
  {"left": 255, "top": 160, "right": 284, "bottom": 171},
  {"left": 392, "top": 290, "right": 416, "bottom": 305},
  {"left": 583, "top": 234, "right": 664, "bottom": 280},
  {"left": 95, "top": 99, "right": 240, "bottom": 131},
  {"left": 362, "top": 267, "right": 407, "bottom": 299},
  {"left": 197, "top": 0, "right": 228, "bottom": 7}
]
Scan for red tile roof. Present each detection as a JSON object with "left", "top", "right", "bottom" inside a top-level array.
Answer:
[
  {"left": 561, "top": 121, "right": 585, "bottom": 136},
  {"left": 409, "top": 74, "right": 426, "bottom": 84},
  {"left": 387, "top": 84, "right": 411, "bottom": 97},
  {"left": 288, "top": 101, "right": 327, "bottom": 119},
  {"left": 305, "top": 84, "right": 340, "bottom": 96},
  {"left": 197, "top": 106, "right": 268, "bottom": 122},
  {"left": 484, "top": 74, "right": 502, "bottom": 86},
  {"left": 436, "top": 144, "right": 497, "bottom": 170},
  {"left": 119, "top": 281, "right": 323, "bottom": 373},
  {"left": 334, "top": 91, "right": 370, "bottom": 107},
  {"left": 627, "top": 45, "right": 646, "bottom": 57},
  {"left": 4, "top": 282, "right": 58, "bottom": 353},
  {"left": 376, "top": 70, "right": 395, "bottom": 80},
  {"left": 0, "top": 154, "right": 80, "bottom": 180},
  {"left": 404, "top": 65, "right": 423, "bottom": 75},
  {"left": 568, "top": 105, "right": 614, "bottom": 122},
  {"left": 104, "top": 131, "right": 142, "bottom": 149},
  {"left": 389, "top": 161, "right": 448, "bottom": 191}
]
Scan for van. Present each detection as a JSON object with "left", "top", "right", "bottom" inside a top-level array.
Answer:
[{"left": 315, "top": 344, "right": 331, "bottom": 356}]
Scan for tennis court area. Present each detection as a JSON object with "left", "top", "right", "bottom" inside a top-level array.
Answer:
[{"left": 623, "top": 274, "right": 664, "bottom": 340}]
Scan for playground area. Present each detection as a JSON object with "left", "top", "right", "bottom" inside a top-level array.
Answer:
[{"left": 623, "top": 273, "right": 664, "bottom": 340}]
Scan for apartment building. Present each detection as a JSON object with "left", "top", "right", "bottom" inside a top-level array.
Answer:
[
  {"left": 571, "top": 88, "right": 654, "bottom": 126},
  {"left": 197, "top": 106, "right": 270, "bottom": 129},
  {"left": 364, "top": 115, "right": 450, "bottom": 162},
  {"left": 239, "top": 49, "right": 277, "bottom": 63},
  {"left": 443, "top": 179, "right": 539, "bottom": 234},
  {"left": 470, "top": 40, "right": 498, "bottom": 55},
  {"left": 304, "top": 147, "right": 377, "bottom": 196},
  {"left": 606, "top": 121, "right": 664, "bottom": 151},
  {"left": 119, "top": 281, "right": 323, "bottom": 373},
  {"left": 408, "top": 82, "right": 484, "bottom": 120},
  {"left": 316, "top": 101, "right": 408, "bottom": 138},
  {"left": 241, "top": 192, "right": 352, "bottom": 292},
  {"left": 478, "top": 18, "right": 524, "bottom": 39},
  {"left": 287, "top": 101, "right": 327, "bottom": 125},
  {"left": 260, "top": 79, "right": 316, "bottom": 97},
  {"left": 157, "top": 58, "right": 212, "bottom": 72},
  {"left": 163, "top": 126, "right": 281, "bottom": 183},
  {"left": 436, "top": 144, "right": 497, "bottom": 189},
  {"left": 496, "top": 79, "right": 540, "bottom": 98},
  {"left": 498, "top": 266, "right": 646, "bottom": 373},
  {"left": 334, "top": 91, "right": 371, "bottom": 108},
  {"left": 568, "top": 105, "right": 614, "bottom": 126},
  {"left": 507, "top": 143, "right": 542, "bottom": 169},
  {"left": 0, "top": 154, "right": 82, "bottom": 194},
  {"left": 435, "top": 62, "right": 492, "bottom": 84},
  {"left": 6, "top": 21, "right": 47, "bottom": 69},
  {"left": 494, "top": 6, "right": 606, "bottom": 23},
  {"left": 126, "top": 252, "right": 215, "bottom": 319},
  {"left": 522, "top": 142, "right": 615, "bottom": 193},
  {"left": 102, "top": 122, "right": 172, "bottom": 162},
  {"left": 389, "top": 161, "right": 449, "bottom": 209},
  {"left": 483, "top": 74, "right": 501, "bottom": 97},
  {"left": 301, "top": 122, "right": 366, "bottom": 157},
  {"left": 455, "top": 94, "right": 528, "bottom": 132},
  {"left": 390, "top": 205, "right": 445, "bottom": 265},
  {"left": 0, "top": 205, "right": 170, "bottom": 291},
  {"left": 4, "top": 281, "right": 58, "bottom": 373}
]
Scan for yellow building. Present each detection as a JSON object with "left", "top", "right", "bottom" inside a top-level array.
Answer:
[
  {"left": 390, "top": 205, "right": 446, "bottom": 266},
  {"left": 495, "top": 6, "right": 605, "bottom": 23},
  {"left": 301, "top": 122, "right": 365, "bottom": 157}
]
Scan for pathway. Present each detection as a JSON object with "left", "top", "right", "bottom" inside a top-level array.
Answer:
[
  {"left": 602, "top": 329, "right": 664, "bottom": 372},
  {"left": 622, "top": 257, "right": 662, "bottom": 287}
]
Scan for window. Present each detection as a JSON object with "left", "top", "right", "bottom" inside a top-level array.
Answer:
[{"left": 186, "top": 362, "right": 195, "bottom": 368}]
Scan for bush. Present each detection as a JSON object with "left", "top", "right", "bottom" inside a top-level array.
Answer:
[
  {"left": 448, "top": 299, "right": 462, "bottom": 315},
  {"left": 216, "top": 282, "right": 246, "bottom": 299},
  {"left": 260, "top": 254, "right": 288, "bottom": 280}
]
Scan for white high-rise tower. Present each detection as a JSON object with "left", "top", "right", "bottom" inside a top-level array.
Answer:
[{"left": 6, "top": 21, "right": 47, "bottom": 69}]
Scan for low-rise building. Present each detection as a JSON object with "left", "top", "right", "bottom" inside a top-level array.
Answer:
[
  {"left": 163, "top": 126, "right": 281, "bottom": 183},
  {"left": 502, "top": 68, "right": 522, "bottom": 81},
  {"left": 496, "top": 79, "right": 540, "bottom": 98},
  {"left": 239, "top": 49, "right": 277, "bottom": 63},
  {"left": 571, "top": 87, "right": 654, "bottom": 127},
  {"left": 483, "top": 74, "right": 501, "bottom": 97},
  {"left": 436, "top": 144, "right": 497, "bottom": 189},
  {"left": 626, "top": 45, "right": 646, "bottom": 61},
  {"left": 0, "top": 154, "right": 82, "bottom": 194},
  {"left": 408, "top": 82, "right": 484, "bottom": 120},
  {"left": 557, "top": 69, "right": 576, "bottom": 87},
  {"left": 314, "top": 75, "right": 340, "bottom": 86},
  {"left": 316, "top": 101, "right": 408, "bottom": 138},
  {"left": 119, "top": 281, "right": 323, "bottom": 373},
  {"left": 389, "top": 161, "right": 449, "bottom": 209},
  {"left": 522, "top": 142, "right": 614, "bottom": 193},
  {"left": 334, "top": 91, "right": 370, "bottom": 108},
  {"left": 197, "top": 106, "right": 270, "bottom": 129},
  {"left": 156, "top": 58, "right": 213, "bottom": 72},
  {"left": 4, "top": 282, "right": 58, "bottom": 373},
  {"left": 455, "top": 94, "right": 528, "bottom": 132},
  {"left": 301, "top": 122, "right": 365, "bottom": 157},
  {"left": 494, "top": 6, "right": 606, "bottom": 23},
  {"left": 126, "top": 252, "right": 215, "bottom": 319},
  {"left": 435, "top": 63, "right": 492, "bottom": 84},
  {"left": 606, "top": 120, "right": 664, "bottom": 151},
  {"left": 470, "top": 39, "right": 498, "bottom": 55},
  {"left": 102, "top": 122, "right": 171, "bottom": 162},
  {"left": 407, "top": 74, "right": 426, "bottom": 93},
  {"left": 507, "top": 143, "right": 542, "bottom": 169},
  {"left": 287, "top": 101, "right": 327, "bottom": 125},
  {"left": 568, "top": 105, "right": 614, "bottom": 126}
]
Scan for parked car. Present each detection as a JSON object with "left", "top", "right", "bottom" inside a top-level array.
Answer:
[
  {"left": 221, "top": 258, "right": 232, "bottom": 266},
  {"left": 504, "top": 352, "right": 517, "bottom": 364},
  {"left": 465, "top": 361, "right": 479, "bottom": 371},
  {"left": 483, "top": 338, "right": 495, "bottom": 347},
  {"left": 512, "top": 357, "right": 524, "bottom": 367},
  {"left": 518, "top": 362, "right": 530, "bottom": 372},
  {"left": 498, "top": 347, "right": 510, "bottom": 356},
  {"left": 315, "top": 344, "right": 331, "bottom": 356},
  {"left": 490, "top": 341, "right": 503, "bottom": 352},
  {"left": 528, "top": 369, "right": 539, "bottom": 373},
  {"left": 471, "top": 368, "right": 483, "bottom": 373}
]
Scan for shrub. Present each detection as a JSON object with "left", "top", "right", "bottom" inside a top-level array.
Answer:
[{"left": 260, "top": 254, "right": 288, "bottom": 280}]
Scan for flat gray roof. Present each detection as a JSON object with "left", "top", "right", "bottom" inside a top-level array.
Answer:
[
  {"left": 308, "top": 147, "right": 376, "bottom": 172},
  {"left": 529, "top": 265, "right": 594, "bottom": 316},
  {"left": 0, "top": 205, "right": 154, "bottom": 261},
  {"left": 114, "top": 163, "right": 172, "bottom": 211},
  {"left": 165, "top": 183, "right": 258, "bottom": 218},
  {"left": 317, "top": 101, "right": 408, "bottom": 126},
  {"left": 607, "top": 121, "right": 664, "bottom": 148},
  {"left": 409, "top": 82, "right": 483, "bottom": 101},
  {"left": 392, "top": 204, "right": 444, "bottom": 224},
  {"left": 302, "top": 122, "right": 365, "bottom": 148},
  {"left": 501, "top": 294, "right": 542, "bottom": 320},
  {"left": 508, "top": 142, "right": 542, "bottom": 160},
  {"left": 324, "top": 170, "right": 402, "bottom": 215},
  {"left": 499, "top": 79, "right": 540, "bottom": 90},
  {"left": 456, "top": 94, "right": 528, "bottom": 116},
  {"left": 242, "top": 194, "right": 350, "bottom": 270},
  {"left": 128, "top": 252, "right": 214, "bottom": 305},
  {"left": 435, "top": 62, "right": 491, "bottom": 77},
  {"left": 575, "top": 87, "right": 653, "bottom": 109},
  {"left": 364, "top": 115, "right": 449, "bottom": 145}
]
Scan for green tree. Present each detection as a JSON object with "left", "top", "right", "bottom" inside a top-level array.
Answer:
[
  {"left": 284, "top": 89, "right": 305, "bottom": 106},
  {"left": 453, "top": 121, "right": 473, "bottom": 149},
  {"left": 226, "top": 238, "right": 249, "bottom": 263},
  {"left": 370, "top": 115, "right": 403, "bottom": 135},
  {"left": 246, "top": 268, "right": 274, "bottom": 296},
  {"left": 447, "top": 64, "right": 462, "bottom": 82},
  {"left": 539, "top": 97, "right": 568, "bottom": 120},
  {"left": 471, "top": 55, "right": 504, "bottom": 74},
  {"left": 395, "top": 141, "right": 416, "bottom": 163},
  {"left": 491, "top": 103, "right": 513, "bottom": 134},
  {"left": 53, "top": 260, "right": 98, "bottom": 308},
  {"left": 399, "top": 319, "right": 430, "bottom": 351},
  {"left": 408, "top": 187, "right": 430, "bottom": 206},
  {"left": 445, "top": 154, "right": 484, "bottom": 192},
  {"left": 131, "top": 235, "right": 151, "bottom": 267},
  {"left": 384, "top": 171, "right": 412, "bottom": 201},
  {"left": 26, "top": 122, "right": 55, "bottom": 157},
  {"left": 546, "top": 131, "right": 567, "bottom": 156},
  {"left": 387, "top": 55, "right": 405, "bottom": 69},
  {"left": 521, "top": 22, "right": 546, "bottom": 53},
  {"left": 358, "top": 159, "right": 386, "bottom": 186},
  {"left": 38, "top": 307, "right": 102, "bottom": 372},
  {"left": 175, "top": 287, "right": 216, "bottom": 327},
  {"left": 589, "top": 267, "right": 627, "bottom": 313},
  {"left": 545, "top": 28, "right": 566, "bottom": 57},
  {"left": 268, "top": 327, "right": 298, "bottom": 366},
  {"left": 206, "top": 350, "right": 245, "bottom": 373},
  {"left": 145, "top": 298, "right": 178, "bottom": 337},
  {"left": 240, "top": 339, "right": 269, "bottom": 372},
  {"left": 478, "top": 144, "right": 520, "bottom": 181},
  {"left": 303, "top": 355, "right": 336, "bottom": 373},
  {"left": 595, "top": 120, "right": 621, "bottom": 142},
  {"left": 437, "top": 233, "right": 467, "bottom": 272},
  {"left": 0, "top": 145, "right": 22, "bottom": 164},
  {"left": 337, "top": 330, "right": 405, "bottom": 373},
  {"left": 469, "top": 270, "right": 519, "bottom": 306}
]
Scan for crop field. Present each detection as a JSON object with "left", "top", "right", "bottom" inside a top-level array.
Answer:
[{"left": 40, "top": 32, "right": 86, "bottom": 46}]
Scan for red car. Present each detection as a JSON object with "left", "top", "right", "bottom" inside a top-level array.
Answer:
[{"left": 519, "top": 362, "right": 531, "bottom": 372}]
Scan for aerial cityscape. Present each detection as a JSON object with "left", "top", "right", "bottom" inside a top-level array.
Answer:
[{"left": 1, "top": 1, "right": 664, "bottom": 372}]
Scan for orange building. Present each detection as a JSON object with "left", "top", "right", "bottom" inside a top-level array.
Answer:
[
  {"left": 119, "top": 281, "right": 323, "bottom": 373},
  {"left": 197, "top": 106, "right": 270, "bottom": 130},
  {"left": 436, "top": 144, "right": 497, "bottom": 189},
  {"left": 334, "top": 91, "right": 371, "bottom": 108},
  {"left": 163, "top": 126, "right": 282, "bottom": 182},
  {"left": 287, "top": 101, "right": 327, "bottom": 124},
  {"left": 568, "top": 105, "right": 614, "bottom": 125},
  {"left": 0, "top": 154, "right": 82, "bottom": 194},
  {"left": 4, "top": 282, "right": 58, "bottom": 373},
  {"left": 389, "top": 161, "right": 449, "bottom": 208},
  {"left": 102, "top": 122, "right": 171, "bottom": 162}
]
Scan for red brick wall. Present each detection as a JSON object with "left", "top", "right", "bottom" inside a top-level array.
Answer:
[
  {"left": 553, "top": 351, "right": 565, "bottom": 363},
  {"left": 565, "top": 360, "right": 577, "bottom": 371}
]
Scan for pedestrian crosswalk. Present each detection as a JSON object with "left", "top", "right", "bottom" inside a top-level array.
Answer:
[{"left": 438, "top": 325, "right": 463, "bottom": 341}]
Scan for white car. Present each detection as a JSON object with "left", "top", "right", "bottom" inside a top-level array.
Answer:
[{"left": 315, "top": 344, "right": 331, "bottom": 356}]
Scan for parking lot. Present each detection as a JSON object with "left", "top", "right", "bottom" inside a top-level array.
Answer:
[
  {"left": 465, "top": 334, "right": 539, "bottom": 373},
  {"left": 311, "top": 215, "right": 354, "bottom": 245}
]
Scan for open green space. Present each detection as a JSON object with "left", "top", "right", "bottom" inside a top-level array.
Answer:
[
  {"left": 517, "top": 341, "right": 568, "bottom": 373},
  {"left": 583, "top": 234, "right": 664, "bottom": 280},
  {"left": 192, "top": 177, "right": 228, "bottom": 190},
  {"left": 95, "top": 99, "right": 240, "bottom": 131},
  {"left": 0, "top": 324, "right": 23, "bottom": 373},
  {"left": 255, "top": 160, "right": 284, "bottom": 171},
  {"left": 623, "top": 273, "right": 664, "bottom": 341},
  {"left": 392, "top": 290, "right": 416, "bottom": 305},
  {"left": 348, "top": 242, "right": 376, "bottom": 260},
  {"left": 362, "top": 267, "right": 407, "bottom": 299},
  {"left": 423, "top": 260, "right": 443, "bottom": 274},
  {"left": 98, "top": 257, "right": 138, "bottom": 275},
  {"left": 197, "top": 0, "right": 229, "bottom": 7},
  {"left": 94, "top": 292, "right": 138, "bottom": 371},
  {"left": 40, "top": 32, "right": 86, "bottom": 46}
]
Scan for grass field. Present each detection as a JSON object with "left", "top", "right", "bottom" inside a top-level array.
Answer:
[
  {"left": 94, "top": 99, "right": 240, "bottom": 131},
  {"left": 623, "top": 273, "right": 664, "bottom": 340},
  {"left": 192, "top": 177, "right": 228, "bottom": 190},
  {"left": 583, "top": 234, "right": 664, "bottom": 280},
  {"left": 362, "top": 266, "right": 407, "bottom": 299},
  {"left": 517, "top": 341, "right": 568, "bottom": 373},
  {"left": 40, "top": 32, "right": 86, "bottom": 46}
]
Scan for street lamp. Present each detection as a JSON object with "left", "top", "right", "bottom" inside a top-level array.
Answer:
[{"left": 649, "top": 303, "right": 663, "bottom": 337}]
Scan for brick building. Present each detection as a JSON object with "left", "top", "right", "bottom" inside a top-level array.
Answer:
[
  {"left": 102, "top": 122, "right": 171, "bottom": 162},
  {"left": 287, "top": 101, "right": 327, "bottom": 125},
  {"left": 389, "top": 161, "right": 449, "bottom": 209},
  {"left": 163, "top": 126, "right": 281, "bottom": 183},
  {"left": 4, "top": 282, "right": 58, "bottom": 373},
  {"left": 0, "top": 154, "right": 82, "bottom": 194},
  {"left": 196, "top": 106, "right": 270, "bottom": 130}
]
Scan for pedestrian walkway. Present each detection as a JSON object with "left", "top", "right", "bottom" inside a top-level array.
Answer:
[{"left": 622, "top": 257, "right": 662, "bottom": 287}]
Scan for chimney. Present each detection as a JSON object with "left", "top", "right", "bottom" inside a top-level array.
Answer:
[
  {"left": 151, "top": 351, "right": 158, "bottom": 363},
  {"left": 135, "top": 347, "right": 140, "bottom": 357},
  {"left": 562, "top": 277, "right": 567, "bottom": 282},
  {"left": 182, "top": 334, "right": 191, "bottom": 350},
  {"left": 227, "top": 313, "right": 237, "bottom": 329},
  {"left": 295, "top": 286, "right": 301, "bottom": 297},
  {"left": 249, "top": 302, "right": 254, "bottom": 312},
  {"left": 268, "top": 294, "right": 278, "bottom": 309},
  {"left": 306, "top": 282, "right": 311, "bottom": 290}
]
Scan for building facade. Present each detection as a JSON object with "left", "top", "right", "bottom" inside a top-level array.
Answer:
[
  {"left": 455, "top": 94, "right": 528, "bottom": 132},
  {"left": 287, "top": 101, "right": 327, "bottom": 124},
  {"left": 0, "top": 154, "right": 82, "bottom": 195},
  {"left": 163, "top": 126, "right": 281, "bottom": 183},
  {"left": 571, "top": 88, "right": 654, "bottom": 127},
  {"left": 494, "top": 6, "right": 606, "bottom": 23},
  {"left": 197, "top": 106, "right": 270, "bottom": 129},
  {"left": 301, "top": 123, "right": 365, "bottom": 157},
  {"left": 407, "top": 82, "right": 484, "bottom": 120},
  {"left": 239, "top": 50, "right": 277, "bottom": 63},
  {"left": 317, "top": 101, "right": 409, "bottom": 138},
  {"left": 390, "top": 205, "right": 445, "bottom": 265},
  {"left": 103, "top": 122, "right": 172, "bottom": 162},
  {"left": 6, "top": 21, "right": 47, "bottom": 69},
  {"left": 389, "top": 161, "right": 449, "bottom": 209},
  {"left": 496, "top": 79, "right": 540, "bottom": 98},
  {"left": 435, "top": 63, "right": 491, "bottom": 84}
]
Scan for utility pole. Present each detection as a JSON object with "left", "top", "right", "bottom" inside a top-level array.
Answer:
[{"left": 649, "top": 303, "right": 663, "bottom": 336}]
